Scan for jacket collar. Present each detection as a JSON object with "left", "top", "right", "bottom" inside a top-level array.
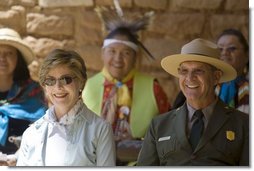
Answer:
[
  {"left": 173, "top": 100, "right": 232, "bottom": 153},
  {"left": 174, "top": 104, "right": 192, "bottom": 153},
  {"left": 195, "top": 99, "right": 232, "bottom": 152}
]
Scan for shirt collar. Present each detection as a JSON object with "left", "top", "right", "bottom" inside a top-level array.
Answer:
[
  {"left": 187, "top": 98, "right": 218, "bottom": 122},
  {"left": 44, "top": 99, "right": 83, "bottom": 126}
]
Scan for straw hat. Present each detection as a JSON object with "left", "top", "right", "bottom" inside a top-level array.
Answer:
[
  {"left": 0, "top": 28, "right": 34, "bottom": 64},
  {"left": 161, "top": 38, "right": 237, "bottom": 83}
]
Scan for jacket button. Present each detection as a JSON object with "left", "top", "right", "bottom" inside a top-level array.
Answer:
[{"left": 190, "top": 154, "right": 196, "bottom": 160}]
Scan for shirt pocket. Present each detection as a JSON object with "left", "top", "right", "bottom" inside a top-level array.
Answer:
[
  {"left": 211, "top": 128, "right": 241, "bottom": 159},
  {"left": 156, "top": 135, "right": 178, "bottom": 159}
]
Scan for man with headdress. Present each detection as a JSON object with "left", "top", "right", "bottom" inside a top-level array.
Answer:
[
  {"left": 82, "top": 3, "right": 170, "bottom": 165},
  {"left": 137, "top": 38, "right": 249, "bottom": 166}
]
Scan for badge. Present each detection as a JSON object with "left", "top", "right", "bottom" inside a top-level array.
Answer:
[{"left": 226, "top": 131, "right": 235, "bottom": 141}]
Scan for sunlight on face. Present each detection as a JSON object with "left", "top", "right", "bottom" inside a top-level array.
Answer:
[
  {"left": 102, "top": 35, "right": 136, "bottom": 81},
  {"left": 44, "top": 65, "right": 81, "bottom": 115},
  {"left": 178, "top": 61, "right": 221, "bottom": 107},
  {"left": 0, "top": 45, "right": 18, "bottom": 77},
  {"left": 217, "top": 35, "right": 248, "bottom": 75}
]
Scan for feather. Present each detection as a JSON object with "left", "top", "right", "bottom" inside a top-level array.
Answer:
[
  {"left": 113, "top": 0, "right": 123, "bottom": 18},
  {"left": 95, "top": 3, "right": 155, "bottom": 60},
  {"left": 95, "top": 6, "right": 154, "bottom": 36}
]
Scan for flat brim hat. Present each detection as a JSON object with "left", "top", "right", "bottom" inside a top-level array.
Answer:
[
  {"left": 161, "top": 38, "right": 237, "bottom": 83},
  {"left": 0, "top": 28, "right": 34, "bottom": 65}
]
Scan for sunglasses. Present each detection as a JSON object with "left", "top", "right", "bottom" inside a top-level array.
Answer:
[{"left": 44, "top": 76, "right": 77, "bottom": 86}]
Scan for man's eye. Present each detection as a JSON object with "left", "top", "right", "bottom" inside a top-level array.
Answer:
[
  {"left": 123, "top": 51, "right": 130, "bottom": 56},
  {"left": 5, "top": 51, "right": 15, "bottom": 56},
  {"left": 194, "top": 69, "right": 205, "bottom": 75},
  {"left": 178, "top": 68, "right": 188, "bottom": 75},
  {"left": 228, "top": 47, "right": 237, "bottom": 52},
  {"left": 108, "top": 49, "right": 115, "bottom": 54}
]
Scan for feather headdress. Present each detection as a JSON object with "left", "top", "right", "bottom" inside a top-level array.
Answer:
[{"left": 95, "top": 0, "right": 155, "bottom": 60}]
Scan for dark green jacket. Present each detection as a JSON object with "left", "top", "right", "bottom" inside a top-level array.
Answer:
[{"left": 137, "top": 100, "right": 249, "bottom": 166}]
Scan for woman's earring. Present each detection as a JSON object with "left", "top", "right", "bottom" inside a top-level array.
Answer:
[{"left": 79, "top": 89, "right": 82, "bottom": 96}]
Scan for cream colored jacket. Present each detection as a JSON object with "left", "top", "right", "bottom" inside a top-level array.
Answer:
[{"left": 16, "top": 101, "right": 116, "bottom": 166}]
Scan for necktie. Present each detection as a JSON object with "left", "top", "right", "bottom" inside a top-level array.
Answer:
[{"left": 189, "top": 110, "right": 204, "bottom": 150}]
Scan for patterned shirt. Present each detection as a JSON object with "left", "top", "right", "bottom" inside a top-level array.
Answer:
[{"left": 102, "top": 78, "right": 170, "bottom": 135}]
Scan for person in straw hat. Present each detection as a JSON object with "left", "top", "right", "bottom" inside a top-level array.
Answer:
[
  {"left": 137, "top": 38, "right": 249, "bottom": 166},
  {"left": 172, "top": 29, "right": 249, "bottom": 114},
  {"left": 0, "top": 28, "right": 46, "bottom": 165}
]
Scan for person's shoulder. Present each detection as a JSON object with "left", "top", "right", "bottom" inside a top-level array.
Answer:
[
  {"left": 218, "top": 101, "right": 249, "bottom": 123},
  {"left": 79, "top": 105, "right": 112, "bottom": 136},
  {"left": 135, "top": 71, "right": 154, "bottom": 79},
  {"left": 85, "top": 72, "right": 104, "bottom": 88},
  {"left": 19, "top": 78, "right": 41, "bottom": 89},
  {"left": 229, "top": 107, "right": 249, "bottom": 119},
  {"left": 87, "top": 72, "right": 103, "bottom": 81},
  {"left": 152, "top": 108, "right": 179, "bottom": 123},
  {"left": 22, "top": 116, "right": 45, "bottom": 136},
  {"left": 80, "top": 104, "right": 110, "bottom": 126},
  {"left": 218, "top": 100, "right": 248, "bottom": 117},
  {"left": 20, "top": 78, "right": 38, "bottom": 84}
]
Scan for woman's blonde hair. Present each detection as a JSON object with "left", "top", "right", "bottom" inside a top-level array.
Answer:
[{"left": 39, "top": 49, "right": 87, "bottom": 90}]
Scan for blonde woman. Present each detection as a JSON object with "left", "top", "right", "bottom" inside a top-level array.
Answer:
[{"left": 17, "top": 49, "right": 115, "bottom": 166}]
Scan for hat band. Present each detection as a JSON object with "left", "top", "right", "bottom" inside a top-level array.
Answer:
[
  {"left": 187, "top": 52, "right": 211, "bottom": 57},
  {"left": 102, "top": 39, "right": 138, "bottom": 52},
  {"left": 0, "top": 33, "right": 21, "bottom": 39}
]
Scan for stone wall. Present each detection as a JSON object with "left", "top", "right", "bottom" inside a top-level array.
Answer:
[{"left": 0, "top": 0, "right": 249, "bottom": 105}]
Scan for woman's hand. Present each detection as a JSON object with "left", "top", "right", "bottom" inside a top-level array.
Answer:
[{"left": 0, "top": 154, "right": 17, "bottom": 166}]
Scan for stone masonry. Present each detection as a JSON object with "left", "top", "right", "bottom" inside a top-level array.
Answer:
[{"left": 0, "top": 0, "right": 249, "bottom": 105}]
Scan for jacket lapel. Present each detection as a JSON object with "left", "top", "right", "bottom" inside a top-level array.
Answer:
[
  {"left": 174, "top": 104, "right": 192, "bottom": 152},
  {"left": 195, "top": 100, "right": 231, "bottom": 152},
  {"left": 33, "top": 119, "right": 49, "bottom": 165}
]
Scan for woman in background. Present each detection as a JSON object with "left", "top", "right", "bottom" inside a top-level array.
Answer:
[
  {"left": 0, "top": 28, "right": 46, "bottom": 157},
  {"left": 217, "top": 28, "right": 249, "bottom": 113}
]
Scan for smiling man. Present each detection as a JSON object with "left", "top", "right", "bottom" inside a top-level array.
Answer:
[
  {"left": 82, "top": 7, "right": 170, "bottom": 165},
  {"left": 137, "top": 38, "right": 249, "bottom": 166}
]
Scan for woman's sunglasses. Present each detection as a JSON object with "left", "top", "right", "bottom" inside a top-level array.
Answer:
[{"left": 44, "top": 76, "right": 77, "bottom": 86}]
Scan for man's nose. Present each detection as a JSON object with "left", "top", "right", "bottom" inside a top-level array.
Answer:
[
  {"left": 186, "top": 71, "right": 196, "bottom": 80},
  {"left": 221, "top": 48, "right": 229, "bottom": 55},
  {"left": 0, "top": 53, "right": 7, "bottom": 60},
  {"left": 114, "top": 52, "right": 124, "bottom": 60}
]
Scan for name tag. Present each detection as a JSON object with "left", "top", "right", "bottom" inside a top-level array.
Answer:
[{"left": 158, "top": 136, "right": 171, "bottom": 142}]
